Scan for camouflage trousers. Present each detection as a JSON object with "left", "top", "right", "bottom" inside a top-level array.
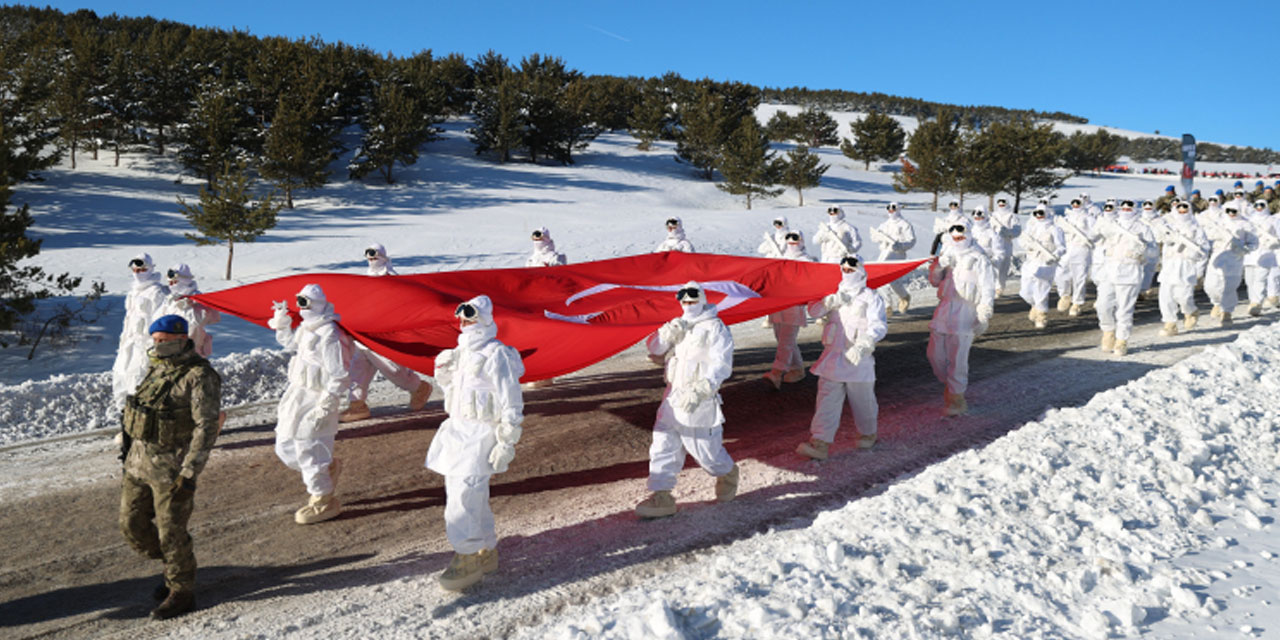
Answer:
[{"left": 119, "top": 468, "right": 196, "bottom": 592}]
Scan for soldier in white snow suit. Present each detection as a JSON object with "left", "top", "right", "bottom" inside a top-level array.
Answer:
[
  {"left": 757, "top": 216, "right": 789, "bottom": 258},
  {"left": 1054, "top": 198, "right": 1096, "bottom": 316},
  {"left": 635, "top": 282, "right": 739, "bottom": 518},
  {"left": 655, "top": 217, "right": 695, "bottom": 253},
  {"left": 112, "top": 253, "right": 170, "bottom": 411},
  {"left": 525, "top": 227, "right": 568, "bottom": 267},
  {"left": 1203, "top": 205, "right": 1259, "bottom": 326},
  {"left": 1138, "top": 201, "right": 1162, "bottom": 296},
  {"left": 798, "top": 255, "right": 888, "bottom": 460},
  {"left": 1243, "top": 201, "right": 1279, "bottom": 316},
  {"left": 969, "top": 207, "right": 1004, "bottom": 265},
  {"left": 268, "top": 284, "right": 354, "bottom": 525},
  {"left": 763, "top": 230, "right": 812, "bottom": 389},
  {"left": 928, "top": 224, "right": 996, "bottom": 416},
  {"left": 153, "top": 264, "right": 220, "bottom": 358},
  {"left": 988, "top": 198, "right": 1021, "bottom": 295},
  {"left": 1154, "top": 201, "right": 1211, "bottom": 337},
  {"left": 1018, "top": 206, "right": 1066, "bottom": 329},
  {"left": 931, "top": 200, "right": 972, "bottom": 254},
  {"left": 870, "top": 201, "right": 916, "bottom": 314},
  {"left": 1093, "top": 201, "right": 1157, "bottom": 356},
  {"left": 814, "top": 206, "right": 861, "bottom": 263},
  {"left": 425, "top": 295, "right": 525, "bottom": 590},
  {"left": 341, "top": 243, "right": 434, "bottom": 422}
]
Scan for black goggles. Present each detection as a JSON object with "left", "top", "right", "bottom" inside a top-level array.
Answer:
[
  {"left": 1121, "top": 200, "right": 1135, "bottom": 208},
  {"left": 784, "top": 232, "right": 800, "bottom": 241},
  {"left": 1070, "top": 199, "right": 1082, "bottom": 206},
  {"left": 364, "top": 248, "right": 379, "bottom": 258},
  {"left": 665, "top": 218, "right": 679, "bottom": 227},
  {"left": 531, "top": 230, "right": 544, "bottom": 239},
  {"left": 1103, "top": 205, "right": 1115, "bottom": 211},
  {"left": 949, "top": 225, "right": 967, "bottom": 234},
  {"left": 1225, "top": 208, "right": 1238, "bottom": 215},
  {"left": 973, "top": 211, "right": 986, "bottom": 218},
  {"left": 296, "top": 295, "right": 311, "bottom": 309},
  {"left": 128, "top": 258, "right": 146, "bottom": 269},
  {"left": 455, "top": 303, "right": 477, "bottom": 319},
  {"left": 839, "top": 256, "right": 860, "bottom": 268},
  {"left": 773, "top": 220, "right": 785, "bottom": 227},
  {"left": 166, "top": 269, "right": 179, "bottom": 279},
  {"left": 1033, "top": 210, "right": 1046, "bottom": 217},
  {"left": 1176, "top": 204, "right": 1190, "bottom": 211},
  {"left": 996, "top": 200, "right": 1007, "bottom": 205},
  {"left": 675, "top": 287, "right": 701, "bottom": 302}
]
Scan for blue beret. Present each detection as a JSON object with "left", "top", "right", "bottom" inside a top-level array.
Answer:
[
  {"left": 1191, "top": 189, "right": 1200, "bottom": 195},
  {"left": 1164, "top": 185, "right": 1175, "bottom": 192},
  {"left": 149, "top": 314, "right": 189, "bottom": 335}
]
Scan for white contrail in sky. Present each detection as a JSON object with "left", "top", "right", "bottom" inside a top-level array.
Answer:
[{"left": 585, "top": 24, "right": 630, "bottom": 42}]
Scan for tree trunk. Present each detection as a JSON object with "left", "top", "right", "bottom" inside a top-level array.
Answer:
[
  {"left": 114, "top": 130, "right": 121, "bottom": 167},
  {"left": 931, "top": 190, "right": 938, "bottom": 211},
  {"left": 157, "top": 125, "right": 166, "bottom": 155},
  {"left": 225, "top": 240, "right": 234, "bottom": 280},
  {"left": 746, "top": 191, "right": 753, "bottom": 210},
  {"left": 864, "top": 159, "right": 870, "bottom": 171},
  {"left": 70, "top": 135, "right": 77, "bottom": 170},
  {"left": 797, "top": 187, "right": 804, "bottom": 207},
  {"left": 285, "top": 186, "right": 294, "bottom": 209}
]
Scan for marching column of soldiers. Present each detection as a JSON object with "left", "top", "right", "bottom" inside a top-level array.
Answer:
[{"left": 109, "top": 181, "right": 1280, "bottom": 614}]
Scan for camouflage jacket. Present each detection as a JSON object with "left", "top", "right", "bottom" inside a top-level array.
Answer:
[
  {"left": 122, "top": 341, "right": 222, "bottom": 483},
  {"left": 1153, "top": 193, "right": 1178, "bottom": 214}
]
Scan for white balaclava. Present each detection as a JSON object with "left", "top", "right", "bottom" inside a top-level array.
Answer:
[
  {"left": 971, "top": 207, "right": 990, "bottom": 229},
  {"left": 1069, "top": 198, "right": 1083, "bottom": 213},
  {"left": 665, "top": 217, "right": 686, "bottom": 241},
  {"left": 532, "top": 227, "right": 556, "bottom": 253},
  {"left": 772, "top": 216, "right": 789, "bottom": 234},
  {"left": 887, "top": 202, "right": 902, "bottom": 218},
  {"left": 130, "top": 252, "right": 159, "bottom": 287},
  {"left": 827, "top": 206, "right": 845, "bottom": 222},
  {"left": 1080, "top": 193, "right": 1092, "bottom": 206},
  {"left": 676, "top": 280, "right": 708, "bottom": 320},
  {"left": 948, "top": 200, "right": 960, "bottom": 213},
  {"left": 365, "top": 243, "right": 391, "bottom": 273},
  {"left": 838, "top": 255, "right": 867, "bottom": 290},
  {"left": 995, "top": 200, "right": 1009, "bottom": 212},
  {"left": 1118, "top": 202, "right": 1138, "bottom": 223},
  {"left": 456, "top": 294, "right": 498, "bottom": 349},
  {"left": 1256, "top": 200, "right": 1270, "bottom": 215},
  {"left": 783, "top": 229, "right": 807, "bottom": 258},
  {"left": 296, "top": 284, "right": 332, "bottom": 322},
  {"left": 166, "top": 263, "right": 198, "bottom": 296},
  {"left": 948, "top": 224, "right": 974, "bottom": 251},
  {"left": 1172, "top": 202, "right": 1195, "bottom": 226}
]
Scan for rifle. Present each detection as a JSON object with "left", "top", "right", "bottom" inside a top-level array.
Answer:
[
  {"left": 1058, "top": 214, "right": 1094, "bottom": 249},
  {"left": 869, "top": 226, "right": 895, "bottom": 248},
  {"left": 1162, "top": 225, "right": 1207, "bottom": 262},
  {"left": 760, "top": 231, "right": 783, "bottom": 258},
  {"left": 1024, "top": 231, "right": 1059, "bottom": 264}
]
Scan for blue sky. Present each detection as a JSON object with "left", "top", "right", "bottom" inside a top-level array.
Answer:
[{"left": 41, "top": 0, "right": 1280, "bottom": 152}]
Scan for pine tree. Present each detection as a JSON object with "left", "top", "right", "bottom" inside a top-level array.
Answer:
[
  {"left": 138, "top": 25, "right": 194, "bottom": 155},
  {"left": 764, "top": 110, "right": 797, "bottom": 142},
  {"left": 778, "top": 144, "right": 829, "bottom": 206},
  {"left": 260, "top": 90, "right": 333, "bottom": 208},
  {"left": 177, "top": 76, "right": 255, "bottom": 187},
  {"left": 51, "top": 24, "right": 105, "bottom": 170},
  {"left": 348, "top": 63, "right": 443, "bottom": 184},
  {"left": 795, "top": 107, "right": 839, "bottom": 148},
  {"left": 1061, "top": 130, "right": 1121, "bottom": 175},
  {"left": 178, "top": 160, "right": 281, "bottom": 280},
  {"left": 717, "top": 116, "right": 782, "bottom": 210},
  {"left": 967, "top": 116, "right": 1066, "bottom": 212},
  {"left": 892, "top": 111, "right": 962, "bottom": 210},
  {"left": 101, "top": 31, "right": 143, "bottom": 167},
  {"left": 843, "top": 111, "right": 906, "bottom": 170},
  {"left": 676, "top": 87, "right": 728, "bottom": 180},
  {"left": 519, "top": 54, "right": 592, "bottom": 165},
  {"left": 628, "top": 80, "right": 672, "bottom": 151},
  {"left": 469, "top": 52, "right": 525, "bottom": 162},
  {"left": 0, "top": 41, "right": 60, "bottom": 183}
]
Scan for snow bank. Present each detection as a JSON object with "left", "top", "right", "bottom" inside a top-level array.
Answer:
[
  {"left": 514, "top": 322, "right": 1280, "bottom": 639},
  {"left": 0, "top": 348, "right": 291, "bottom": 446}
]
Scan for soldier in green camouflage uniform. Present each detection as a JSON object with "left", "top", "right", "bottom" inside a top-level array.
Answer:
[
  {"left": 119, "top": 314, "right": 222, "bottom": 620},
  {"left": 1152, "top": 185, "right": 1179, "bottom": 213},
  {"left": 1188, "top": 190, "right": 1207, "bottom": 213}
]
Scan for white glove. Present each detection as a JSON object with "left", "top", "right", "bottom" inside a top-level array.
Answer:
[
  {"left": 657, "top": 318, "right": 688, "bottom": 345},
  {"left": 937, "top": 251, "right": 956, "bottom": 270},
  {"left": 844, "top": 336, "right": 875, "bottom": 365},
  {"left": 434, "top": 348, "right": 457, "bottom": 370},
  {"left": 496, "top": 421, "right": 523, "bottom": 445},
  {"left": 671, "top": 378, "right": 714, "bottom": 413},
  {"left": 304, "top": 393, "right": 341, "bottom": 427},
  {"left": 267, "top": 300, "right": 290, "bottom": 329},
  {"left": 822, "top": 290, "right": 851, "bottom": 310},
  {"left": 488, "top": 442, "right": 516, "bottom": 473},
  {"left": 976, "top": 304, "right": 993, "bottom": 335}
]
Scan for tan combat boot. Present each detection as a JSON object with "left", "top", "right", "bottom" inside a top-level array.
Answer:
[
  {"left": 635, "top": 490, "right": 677, "bottom": 518},
  {"left": 437, "top": 549, "right": 498, "bottom": 591},
  {"left": 408, "top": 380, "right": 433, "bottom": 410},
  {"left": 782, "top": 368, "right": 806, "bottom": 383},
  {"left": 1057, "top": 296, "right": 1072, "bottom": 312},
  {"left": 339, "top": 400, "right": 371, "bottom": 423},
  {"left": 1159, "top": 322, "right": 1178, "bottom": 337},
  {"left": 1248, "top": 303, "right": 1262, "bottom": 317},
  {"left": 1113, "top": 340, "right": 1128, "bottom": 356},
  {"left": 1210, "top": 304, "right": 1223, "bottom": 319},
  {"left": 295, "top": 494, "right": 341, "bottom": 525},
  {"left": 897, "top": 295, "right": 911, "bottom": 314},
  {"left": 761, "top": 369, "right": 783, "bottom": 391},
  {"left": 1221, "top": 314, "right": 1234, "bottom": 327},
  {"left": 1068, "top": 304, "right": 1082, "bottom": 317},
  {"left": 1184, "top": 311, "right": 1200, "bottom": 330},
  {"left": 1033, "top": 309, "right": 1047, "bottom": 329},
  {"left": 715, "top": 464, "right": 740, "bottom": 503},
  {"left": 1100, "top": 331, "right": 1115, "bottom": 351},
  {"left": 1266, "top": 296, "right": 1279, "bottom": 308},
  {"left": 943, "top": 390, "right": 968, "bottom": 416},
  {"left": 856, "top": 433, "right": 877, "bottom": 449},
  {"left": 151, "top": 588, "right": 195, "bottom": 620},
  {"left": 796, "top": 438, "right": 830, "bottom": 461}
]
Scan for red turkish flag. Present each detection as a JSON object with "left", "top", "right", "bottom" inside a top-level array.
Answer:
[{"left": 193, "top": 252, "right": 929, "bottom": 381}]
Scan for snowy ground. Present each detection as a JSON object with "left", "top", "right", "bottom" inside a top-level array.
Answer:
[{"left": 2, "top": 110, "right": 1278, "bottom": 638}]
